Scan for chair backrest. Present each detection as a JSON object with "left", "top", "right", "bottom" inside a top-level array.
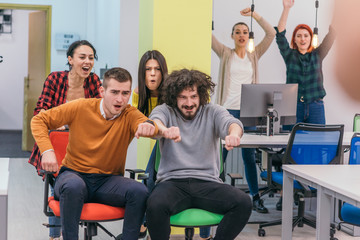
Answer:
[
  {"left": 283, "top": 123, "right": 344, "bottom": 165},
  {"left": 354, "top": 113, "right": 360, "bottom": 132},
  {"left": 349, "top": 133, "right": 360, "bottom": 165},
  {"left": 49, "top": 130, "right": 69, "bottom": 167}
]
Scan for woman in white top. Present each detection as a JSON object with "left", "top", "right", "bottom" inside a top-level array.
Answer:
[{"left": 212, "top": 7, "right": 275, "bottom": 213}]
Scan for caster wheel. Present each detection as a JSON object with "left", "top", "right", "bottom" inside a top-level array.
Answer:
[
  {"left": 336, "top": 224, "right": 341, "bottom": 231},
  {"left": 258, "top": 228, "right": 266, "bottom": 237}
]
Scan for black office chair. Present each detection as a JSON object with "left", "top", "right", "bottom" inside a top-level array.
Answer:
[{"left": 258, "top": 123, "right": 344, "bottom": 239}]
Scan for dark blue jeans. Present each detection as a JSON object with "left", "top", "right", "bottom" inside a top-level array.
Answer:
[
  {"left": 296, "top": 99, "right": 325, "bottom": 124},
  {"left": 54, "top": 167, "right": 148, "bottom": 240},
  {"left": 145, "top": 143, "right": 211, "bottom": 238},
  {"left": 223, "top": 109, "right": 259, "bottom": 196},
  {"left": 146, "top": 179, "right": 252, "bottom": 240},
  {"left": 49, "top": 186, "right": 61, "bottom": 238},
  {"left": 145, "top": 143, "right": 157, "bottom": 193}
]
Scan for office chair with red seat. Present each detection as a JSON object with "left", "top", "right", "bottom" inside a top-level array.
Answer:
[{"left": 43, "top": 130, "right": 144, "bottom": 240}]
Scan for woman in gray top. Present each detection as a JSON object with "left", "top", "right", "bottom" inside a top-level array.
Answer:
[{"left": 212, "top": 7, "right": 275, "bottom": 214}]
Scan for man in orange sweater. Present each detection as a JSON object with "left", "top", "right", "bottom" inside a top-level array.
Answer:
[{"left": 31, "top": 67, "right": 160, "bottom": 240}]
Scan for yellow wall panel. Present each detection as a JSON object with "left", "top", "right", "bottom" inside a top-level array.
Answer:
[
  {"left": 137, "top": 0, "right": 213, "bottom": 170},
  {"left": 152, "top": 0, "right": 212, "bottom": 74},
  {"left": 139, "top": 0, "right": 154, "bottom": 58}
]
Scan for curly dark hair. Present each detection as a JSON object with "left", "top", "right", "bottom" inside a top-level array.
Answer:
[{"left": 161, "top": 69, "right": 215, "bottom": 108}]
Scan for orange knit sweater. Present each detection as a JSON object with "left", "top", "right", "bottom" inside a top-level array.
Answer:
[{"left": 31, "top": 98, "right": 158, "bottom": 175}]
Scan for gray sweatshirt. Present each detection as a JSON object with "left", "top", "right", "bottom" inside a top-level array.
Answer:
[{"left": 149, "top": 103, "right": 243, "bottom": 183}]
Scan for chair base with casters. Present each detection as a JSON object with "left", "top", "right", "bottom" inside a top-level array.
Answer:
[
  {"left": 170, "top": 208, "right": 224, "bottom": 240},
  {"left": 257, "top": 192, "right": 315, "bottom": 235},
  {"left": 256, "top": 181, "right": 338, "bottom": 239},
  {"left": 257, "top": 123, "right": 344, "bottom": 239},
  {"left": 337, "top": 202, "right": 360, "bottom": 232},
  {"left": 257, "top": 148, "right": 284, "bottom": 198}
]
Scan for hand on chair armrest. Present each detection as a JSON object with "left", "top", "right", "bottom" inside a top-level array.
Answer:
[{"left": 41, "top": 150, "right": 59, "bottom": 173}]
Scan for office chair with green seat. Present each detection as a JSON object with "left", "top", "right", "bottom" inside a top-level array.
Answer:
[
  {"left": 337, "top": 133, "right": 360, "bottom": 231},
  {"left": 258, "top": 123, "right": 344, "bottom": 239},
  {"left": 150, "top": 140, "right": 240, "bottom": 240}
]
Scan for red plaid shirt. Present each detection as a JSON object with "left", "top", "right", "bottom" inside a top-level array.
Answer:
[{"left": 28, "top": 71, "right": 102, "bottom": 175}]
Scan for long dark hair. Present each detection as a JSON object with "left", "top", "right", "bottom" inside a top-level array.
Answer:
[{"left": 137, "top": 50, "right": 168, "bottom": 116}]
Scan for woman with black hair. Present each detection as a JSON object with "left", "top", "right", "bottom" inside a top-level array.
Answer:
[{"left": 28, "top": 40, "right": 101, "bottom": 240}]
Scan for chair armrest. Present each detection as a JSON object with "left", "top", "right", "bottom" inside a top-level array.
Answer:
[
  {"left": 137, "top": 173, "right": 149, "bottom": 181},
  {"left": 43, "top": 172, "right": 55, "bottom": 217},
  {"left": 125, "top": 168, "right": 145, "bottom": 179},
  {"left": 227, "top": 173, "right": 243, "bottom": 186}
]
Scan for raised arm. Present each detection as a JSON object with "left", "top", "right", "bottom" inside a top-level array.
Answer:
[
  {"left": 211, "top": 34, "right": 226, "bottom": 58},
  {"left": 278, "top": 0, "right": 294, "bottom": 33},
  {"left": 241, "top": 8, "right": 276, "bottom": 58},
  {"left": 317, "top": 26, "right": 336, "bottom": 60},
  {"left": 240, "top": 7, "right": 261, "bottom": 22}
]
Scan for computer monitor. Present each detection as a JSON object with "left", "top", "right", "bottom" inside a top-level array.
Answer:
[{"left": 240, "top": 83, "right": 298, "bottom": 135}]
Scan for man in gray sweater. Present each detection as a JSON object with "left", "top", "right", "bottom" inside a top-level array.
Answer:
[{"left": 146, "top": 69, "right": 252, "bottom": 240}]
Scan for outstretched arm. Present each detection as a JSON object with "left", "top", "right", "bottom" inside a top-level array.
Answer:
[
  {"left": 224, "top": 123, "right": 243, "bottom": 151},
  {"left": 135, "top": 122, "right": 156, "bottom": 139},
  {"left": 278, "top": 0, "right": 294, "bottom": 33},
  {"left": 153, "top": 119, "right": 181, "bottom": 143}
]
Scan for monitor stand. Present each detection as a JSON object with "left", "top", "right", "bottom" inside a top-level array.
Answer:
[{"left": 266, "top": 92, "right": 282, "bottom": 136}]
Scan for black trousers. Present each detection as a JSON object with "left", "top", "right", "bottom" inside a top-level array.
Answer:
[{"left": 146, "top": 178, "right": 252, "bottom": 240}]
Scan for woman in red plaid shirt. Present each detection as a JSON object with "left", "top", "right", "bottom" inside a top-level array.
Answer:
[{"left": 28, "top": 40, "right": 101, "bottom": 240}]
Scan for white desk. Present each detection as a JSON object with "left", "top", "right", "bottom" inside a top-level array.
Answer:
[
  {"left": 282, "top": 165, "right": 360, "bottom": 240},
  {"left": 240, "top": 131, "right": 353, "bottom": 149},
  {"left": 237, "top": 132, "right": 353, "bottom": 188},
  {"left": 0, "top": 158, "right": 9, "bottom": 240}
]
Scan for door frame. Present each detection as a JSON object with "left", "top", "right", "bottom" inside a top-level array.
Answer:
[
  {"left": 0, "top": 3, "right": 51, "bottom": 75},
  {"left": 0, "top": 4, "right": 51, "bottom": 150}
]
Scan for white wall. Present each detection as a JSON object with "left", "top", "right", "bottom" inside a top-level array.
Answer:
[
  {"left": 212, "top": 0, "right": 359, "bottom": 131},
  {"left": 0, "top": 0, "right": 122, "bottom": 130},
  {"left": 119, "top": 0, "right": 140, "bottom": 170},
  {"left": 0, "top": 10, "right": 31, "bottom": 130}
]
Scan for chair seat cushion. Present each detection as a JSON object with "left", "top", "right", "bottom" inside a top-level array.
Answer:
[
  {"left": 48, "top": 196, "right": 125, "bottom": 221},
  {"left": 170, "top": 208, "right": 223, "bottom": 227},
  {"left": 260, "top": 171, "right": 315, "bottom": 190},
  {"left": 341, "top": 203, "right": 360, "bottom": 226}
]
